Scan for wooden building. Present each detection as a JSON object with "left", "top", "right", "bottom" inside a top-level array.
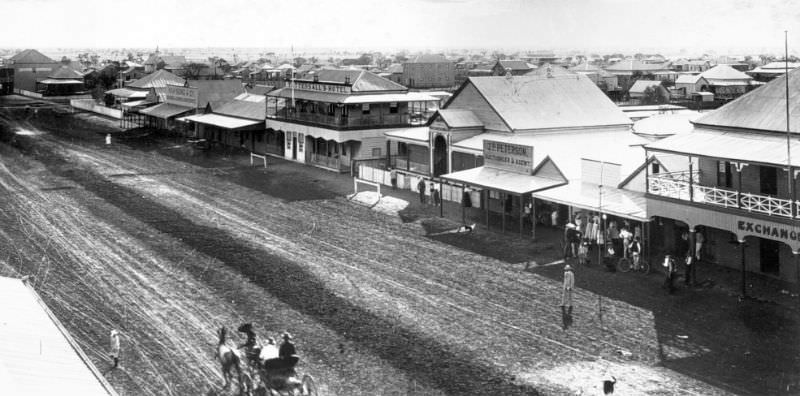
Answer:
[
  {"left": 402, "top": 54, "right": 455, "bottom": 89},
  {"left": 5, "top": 49, "right": 59, "bottom": 93}
]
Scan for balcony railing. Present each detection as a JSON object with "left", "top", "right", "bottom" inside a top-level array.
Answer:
[
  {"left": 272, "top": 108, "right": 411, "bottom": 129},
  {"left": 648, "top": 171, "right": 800, "bottom": 219}
]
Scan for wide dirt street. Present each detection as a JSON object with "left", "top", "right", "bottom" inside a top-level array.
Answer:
[{"left": 0, "top": 106, "right": 778, "bottom": 395}]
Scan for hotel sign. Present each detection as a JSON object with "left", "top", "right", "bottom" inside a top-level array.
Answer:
[
  {"left": 293, "top": 82, "right": 351, "bottom": 94},
  {"left": 483, "top": 140, "right": 533, "bottom": 174},
  {"left": 166, "top": 84, "right": 198, "bottom": 107},
  {"left": 737, "top": 219, "right": 800, "bottom": 246}
]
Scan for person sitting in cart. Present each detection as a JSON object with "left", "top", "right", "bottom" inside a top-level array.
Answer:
[{"left": 279, "top": 332, "right": 299, "bottom": 368}]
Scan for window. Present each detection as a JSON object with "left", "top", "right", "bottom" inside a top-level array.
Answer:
[
  {"left": 372, "top": 147, "right": 381, "bottom": 157},
  {"left": 651, "top": 162, "right": 660, "bottom": 174},
  {"left": 362, "top": 103, "right": 370, "bottom": 115},
  {"left": 717, "top": 161, "right": 733, "bottom": 188},
  {"left": 341, "top": 105, "right": 349, "bottom": 117},
  {"left": 389, "top": 102, "right": 398, "bottom": 114},
  {"left": 327, "top": 103, "right": 335, "bottom": 115}
]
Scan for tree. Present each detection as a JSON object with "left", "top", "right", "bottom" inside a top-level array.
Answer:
[
  {"left": 61, "top": 56, "right": 71, "bottom": 65},
  {"left": 642, "top": 85, "right": 670, "bottom": 105},
  {"left": 293, "top": 57, "right": 307, "bottom": 67},
  {"left": 183, "top": 62, "right": 207, "bottom": 79}
]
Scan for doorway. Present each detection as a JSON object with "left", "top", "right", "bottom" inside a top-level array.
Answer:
[
  {"left": 292, "top": 136, "right": 298, "bottom": 160},
  {"left": 759, "top": 238, "right": 780, "bottom": 274},
  {"left": 433, "top": 135, "right": 448, "bottom": 177},
  {"left": 760, "top": 166, "right": 777, "bottom": 196}
]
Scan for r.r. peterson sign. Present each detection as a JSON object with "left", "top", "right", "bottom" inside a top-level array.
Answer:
[{"left": 483, "top": 140, "right": 533, "bottom": 174}]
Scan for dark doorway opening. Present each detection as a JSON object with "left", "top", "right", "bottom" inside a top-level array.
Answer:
[
  {"left": 433, "top": 135, "right": 448, "bottom": 177},
  {"left": 759, "top": 238, "right": 780, "bottom": 274}
]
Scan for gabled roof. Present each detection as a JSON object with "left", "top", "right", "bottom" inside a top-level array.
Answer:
[
  {"left": 436, "top": 109, "right": 483, "bottom": 128},
  {"left": 693, "top": 67, "right": 800, "bottom": 133},
  {"left": 187, "top": 80, "right": 246, "bottom": 108},
  {"left": 569, "top": 62, "right": 602, "bottom": 72},
  {"left": 386, "top": 63, "right": 403, "bottom": 74},
  {"left": 297, "top": 69, "right": 407, "bottom": 92},
  {"left": 407, "top": 54, "right": 451, "bottom": 64},
  {"left": 10, "top": 49, "right": 55, "bottom": 64},
  {"left": 244, "top": 84, "right": 274, "bottom": 95},
  {"left": 700, "top": 64, "right": 752, "bottom": 81},
  {"left": 126, "top": 69, "right": 185, "bottom": 89},
  {"left": 628, "top": 80, "right": 662, "bottom": 94},
  {"left": 462, "top": 75, "right": 632, "bottom": 131},
  {"left": 496, "top": 60, "right": 532, "bottom": 71},
  {"left": 675, "top": 74, "right": 706, "bottom": 84},
  {"left": 213, "top": 99, "right": 266, "bottom": 120},
  {"left": 48, "top": 65, "right": 85, "bottom": 79}
]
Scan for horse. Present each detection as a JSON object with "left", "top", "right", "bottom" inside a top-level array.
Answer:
[{"left": 215, "top": 326, "right": 247, "bottom": 395}]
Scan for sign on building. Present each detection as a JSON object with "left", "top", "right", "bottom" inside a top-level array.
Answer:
[
  {"left": 166, "top": 84, "right": 198, "bottom": 108},
  {"left": 483, "top": 140, "right": 534, "bottom": 174}
]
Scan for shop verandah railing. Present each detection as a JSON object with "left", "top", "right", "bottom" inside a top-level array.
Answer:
[{"left": 648, "top": 171, "right": 799, "bottom": 219}]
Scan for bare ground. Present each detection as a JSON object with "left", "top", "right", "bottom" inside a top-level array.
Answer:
[{"left": 0, "top": 107, "right": 786, "bottom": 395}]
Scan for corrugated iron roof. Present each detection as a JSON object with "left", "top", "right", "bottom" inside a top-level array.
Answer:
[
  {"left": 436, "top": 109, "right": 484, "bottom": 128},
  {"left": 139, "top": 103, "right": 194, "bottom": 119},
  {"left": 213, "top": 99, "right": 266, "bottom": 120},
  {"left": 604, "top": 60, "right": 670, "bottom": 72},
  {"left": 48, "top": 65, "right": 85, "bottom": 79},
  {"left": 9, "top": 49, "right": 56, "bottom": 64},
  {"left": 126, "top": 69, "right": 185, "bottom": 89},
  {"left": 694, "top": 67, "right": 800, "bottom": 133},
  {"left": 182, "top": 113, "right": 261, "bottom": 129},
  {"left": 633, "top": 111, "right": 702, "bottom": 136},
  {"left": 497, "top": 60, "right": 532, "bottom": 71},
  {"left": 628, "top": 80, "right": 662, "bottom": 94},
  {"left": 0, "top": 277, "right": 117, "bottom": 396},
  {"left": 187, "top": 80, "right": 245, "bottom": 108},
  {"left": 443, "top": 166, "right": 564, "bottom": 195},
  {"left": 700, "top": 64, "right": 752, "bottom": 81},
  {"left": 534, "top": 181, "right": 648, "bottom": 221},
  {"left": 465, "top": 75, "right": 632, "bottom": 131},
  {"left": 675, "top": 74, "right": 705, "bottom": 84},
  {"left": 646, "top": 128, "right": 800, "bottom": 167}
]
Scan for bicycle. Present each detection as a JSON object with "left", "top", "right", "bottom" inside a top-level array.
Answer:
[{"left": 617, "top": 251, "right": 650, "bottom": 273}]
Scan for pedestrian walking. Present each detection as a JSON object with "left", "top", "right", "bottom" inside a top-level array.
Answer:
[
  {"left": 663, "top": 255, "right": 676, "bottom": 294},
  {"left": 430, "top": 183, "right": 439, "bottom": 206},
  {"left": 417, "top": 178, "right": 426, "bottom": 204},
  {"left": 105, "top": 133, "right": 112, "bottom": 146},
  {"left": 561, "top": 265, "right": 574, "bottom": 329},
  {"left": 109, "top": 329, "right": 121, "bottom": 369},
  {"left": 561, "top": 264, "right": 574, "bottom": 312},
  {"left": 684, "top": 255, "right": 693, "bottom": 286},
  {"left": 390, "top": 169, "right": 398, "bottom": 190}
]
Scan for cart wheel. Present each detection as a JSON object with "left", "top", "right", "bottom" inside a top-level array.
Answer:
[
  {"left": 616, "top": 257, "right": 631, "bottom": 272},
  {"left": 301, "top": 374, "right": 318, "bottom": 396}
]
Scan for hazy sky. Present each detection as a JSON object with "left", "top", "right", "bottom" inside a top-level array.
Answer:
[{"left": 1, "top": 0, "right": 799, "bottom": 55}]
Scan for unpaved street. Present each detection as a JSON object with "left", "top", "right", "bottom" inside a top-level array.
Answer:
[{"left": 0, "top": 109, "right": 740, "bottom": 395}]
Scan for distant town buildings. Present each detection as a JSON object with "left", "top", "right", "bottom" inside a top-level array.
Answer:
[{"left": 401, "top": 54, "right": 455, "bottom": 90}]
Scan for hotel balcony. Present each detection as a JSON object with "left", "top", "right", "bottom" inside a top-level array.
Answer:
[
  {"left": 648, "top": 171, "right": 800, "bottom": 220},
  {"left": 272, "top": 108, "right": 412, "bottom": 130}
]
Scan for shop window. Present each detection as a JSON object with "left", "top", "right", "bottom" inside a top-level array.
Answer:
[
  {"left": 389, "top": 102, "right": 398, "bottom": 114},
  {"left": 717, "top": 161, "right": 733, "bottom": 188},
  {"left": 327, "top": 103, "right": 335, "bottom": 115},
  {"left": 341, "top": 144, "right": 347, "bottom": 156},
  {"left": 362, "top": 103, "right": 370, "bottom": 115}
]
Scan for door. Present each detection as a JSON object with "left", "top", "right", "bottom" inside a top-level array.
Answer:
[
  {"left": 433, "top": 135, "right": 448, "bottom": 177},
  {"left": 759, "top": 238, "right": 780, "bottom": 274},
  {"left": 292, "top": 136, "right": 297, "bottom": 160},
  {"left": 760, "top": 166, "right": 777, "bottom": 195}
]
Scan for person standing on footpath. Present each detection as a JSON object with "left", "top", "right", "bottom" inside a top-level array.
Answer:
[
  {"left": 663, "top": 255, "right": 677, "bottom": 294},
  {"left": 109, "top": 329, "right": 121, "bottom": 369},
  {"left": 417, "top": 178, "right": 426, "bottom": 204},
  {"left": 390, "top": 169, "right": 398, "bottom": 190},
  {"left": 561, "top": 265, "right": 575, "bottom": 329},
  {"left": 430, "top": 183, "right": 440, "bottom": 207},
  {"left": 677, "top": 231, "right": 691, "bottom": 286}
]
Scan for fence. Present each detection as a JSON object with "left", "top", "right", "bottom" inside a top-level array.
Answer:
[
  {"left": 70, "top": 99, "right": 122, "bottom": 119},
  {"left": 356, "top": 163, "right": 481, "bottom": 207}
]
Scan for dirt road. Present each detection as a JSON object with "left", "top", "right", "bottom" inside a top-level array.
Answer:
[{"left": 0, "top": 110, "right": 735, "bottom": 395}]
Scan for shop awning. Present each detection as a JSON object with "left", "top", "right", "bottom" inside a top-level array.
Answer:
[
  {"left": 38, "top": 79, "right": 83, "bottom": 84},
  {"left": 106, "top": 88, "right": 148, "bottom": 99},
  {"left": 533, "top": 181, "right": 649, "bottom": 221},
  {"left": 120, "top": 99, "right": 153, "bottom": 109},
  {"left": 268, "top": 88, "right": 438, "bottom": 104},
  {"left": 139, "top": 103, "right": 195, "bottom": 119},
  {"left": 181, "top": 113, "right": 261, "bottom": 129},
  {"left": 442, "top": 166, "right": 565, "bottom": 195},
  {"left": 384, "top": 127, "right": 429, "bottom": 144}
]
